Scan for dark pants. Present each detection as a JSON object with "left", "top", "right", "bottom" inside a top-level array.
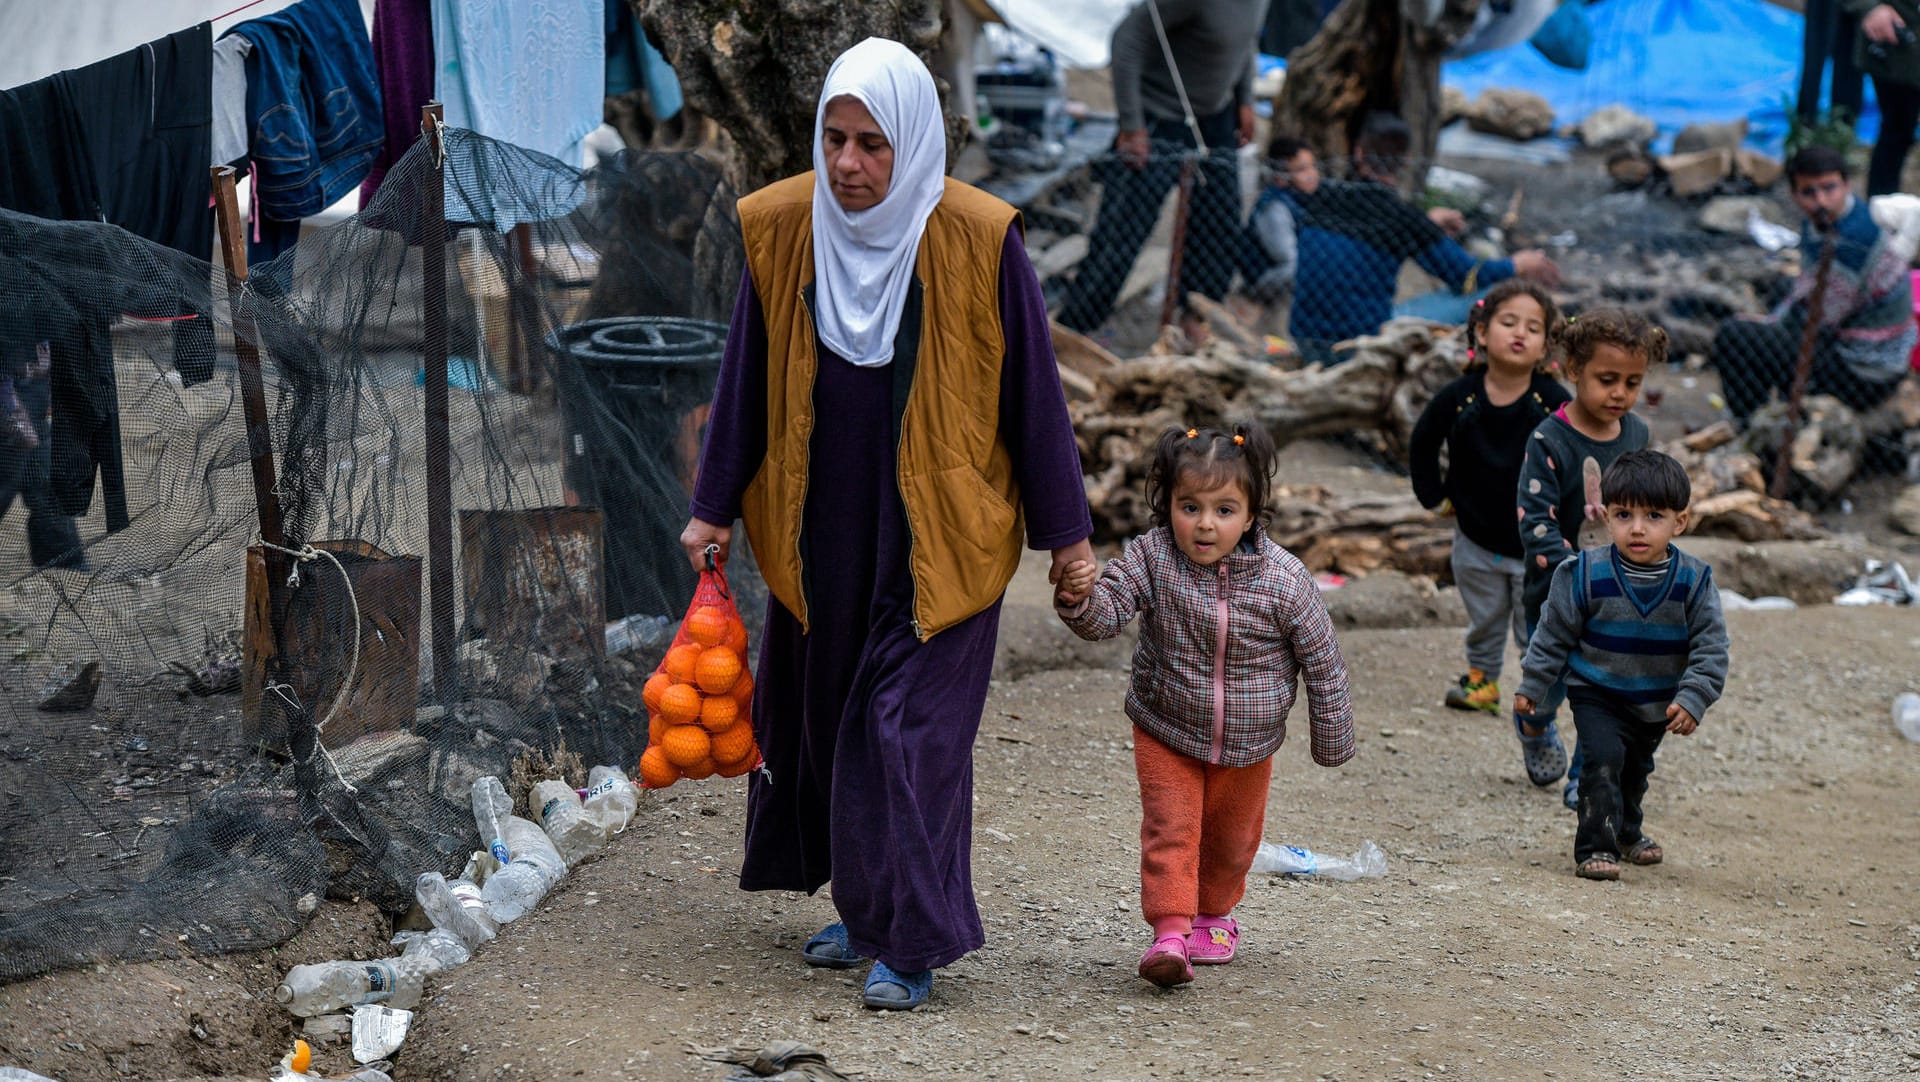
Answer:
[
  {"left": 1711, "top": 315, "right": 1904, "bottom": 424},
  {"left": 0, "top": 367, "right": 85, "bottom": 570},
  {"left": 1869, "top": 75, "right": 1920, "bottom": 197},
  {"left": 1056, "top": 108, "right": 1240, "bottom": 333},
  {"left": 1798, "top": 0, "right": 1864, "bottom": 125},
  {"left": 1568, "top": 687, "right": 1666, "bottom": 863}
]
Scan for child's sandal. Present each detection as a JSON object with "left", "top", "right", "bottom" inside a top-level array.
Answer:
[
  {"left": 1624, "top": 838, "right": 1663, "bottom": 865},
  {"left": 1137, "top": 934, "right": 1194, "bottom": 987},
  {"left": 1576, "top": 854, "right": 1622, "bottom": 881},
  {"left": 1188, "top": 915, "right": 1239, "bottom": 965}
]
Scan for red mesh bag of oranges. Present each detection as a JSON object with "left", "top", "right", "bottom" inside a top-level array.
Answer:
[{"left": 636, "top": 550, "right": 760, "bottom": 788}]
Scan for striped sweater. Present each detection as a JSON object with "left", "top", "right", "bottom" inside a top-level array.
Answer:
[
  {"left": 1517, "top": 544, "right": 1730, "bottom": 725},
  {"left": 1774, "top": 194, "right": 1916, "bottom": 383},
  {"left": 1060, "top": 528, "right": 1355, "bottom": 769}
]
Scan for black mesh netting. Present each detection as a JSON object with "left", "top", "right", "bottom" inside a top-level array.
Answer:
[{"left": 0, "top": 129, "right": 753, "bottom": 981}]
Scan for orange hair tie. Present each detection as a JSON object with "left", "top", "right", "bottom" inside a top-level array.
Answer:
[
  {"left": 1185, "top": 428, "right": 1199, "bottom": 439},
  {"left": 1233, "top": 434, "right": 1245, "bottom": 445}
]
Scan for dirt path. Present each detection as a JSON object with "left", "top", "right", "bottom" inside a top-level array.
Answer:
[{"left": 389, "top": 596, "right": 1920, "bottom": 1082}]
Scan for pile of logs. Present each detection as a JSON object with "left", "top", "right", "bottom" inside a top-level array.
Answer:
[{"left": 1061, "top": 314, "right": 1827, "bottom": 575}]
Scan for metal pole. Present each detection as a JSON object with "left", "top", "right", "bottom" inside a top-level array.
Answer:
[
  {"left": 422, "top": 103, "right": 457, "bottom": 702},
  {"left": 1158, "top": 157, "right": 1198, "bottom": 330},
  {"left": 1770, "top": 226, "right": 1837, "bottom": 500}
]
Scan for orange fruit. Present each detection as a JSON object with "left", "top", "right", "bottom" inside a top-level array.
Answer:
[
  {"left": 663, "top": 643, "right": 703, "bottom": 684},
  {"left": 660, "top": 724, "right": 711, "bottom": 769},
  {"left": 638, "top": 746, "right": 678, "bottom": 789},
  {"left": 681, "top": 756, "right": 718, "bottom": 781},
  {"left": 648, "top": 712, "right": 668, "bottom": 745},
  {"left": 695, "top": 647, "right": 742, "bottom": 695},
  {"left": 699, "top": 694, "right": 738, "bottom": 733},
  {"left": 731, "top": 669, "right": 754, "bottom": 707},
  {"left": 685, "top": 605, "right": 730, "bottom": 647},
  {"left": 659, "top": 683, "right": 703, "bottom": 726},
  {"left": 724, "top": 620, "right": 748, "bottom": 659},
  {"left": 711, "top": 721, "right": 756, "bottom": 765},
  {"left": 642, "top": 672, "right": 671, "bottom": 714},
  {"left": 717, "top": 753, "right": 757, "bottom": 778}
]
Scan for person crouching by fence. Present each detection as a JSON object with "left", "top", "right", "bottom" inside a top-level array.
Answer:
[
  {"left": 1709, "top": 144, "right": 1914, "bottom": 429},
  {"left": 1231, "top": 135, "right": 1319, "bottom": 340},
  {"left": 1513, "top": 450, "right": 1729, "bottom": 882},
  {"left": 1052, "top": 423, "right": 1354, "bottom": 988}
]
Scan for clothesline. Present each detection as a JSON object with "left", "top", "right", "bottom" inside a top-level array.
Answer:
[{"left": 211, "top": 0, "right": 277, "bottom": 24}]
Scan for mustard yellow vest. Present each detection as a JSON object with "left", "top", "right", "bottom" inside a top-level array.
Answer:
[{"left": 736, "top": 172, "right": 1024, "bottom": 640}]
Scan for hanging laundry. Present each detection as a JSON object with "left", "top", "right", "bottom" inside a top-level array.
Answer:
[
  {"left": 606, "top": 2, "right": 681, "bottom": 123},
  {"left": 432, "top": 0, "right": 605, "bottom": 223},
  {"left": 211, "top": 34, "right": 252, "bottom": 168},
  {"left": 360, "top": 0, "right": 434, "bottom": 208},
  {"left": 227, "top": 0, "right": 381, "bottom": 269},
  {"left": 0, "top": 24, "right": 216, "bottom": 536}
]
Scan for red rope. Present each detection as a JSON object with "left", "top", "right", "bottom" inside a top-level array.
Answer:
[{"left": 210, "top": 0, "right": 276, "bottom": 22}]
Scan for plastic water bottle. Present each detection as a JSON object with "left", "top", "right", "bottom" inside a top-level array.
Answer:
[
  {"left": 582, "top": 765, "right": 637, "bottom": 836},
  {"left": 605, "top": 613, "right": 672, "bottom": 655},
  {"left": 1896, "top": 692, "right": 1920, "bottom": 743},
  {"left": 276, "top": 959, "right": 405, "bottom": 1017},
  {"left": 1250, "top": 839, "right": 1388, "bottom": 881},
  {"left": 531, "top": 779, "right": 602, "bottom": 865},
  {"left": 415, "top": 871, "right": 496, "bottom": 950},
  {"left": 470, "top": 776, "right": 513, "bottom": 868},
  {"left": 479, "top": 815, "right": 565, "bottom": 923}
]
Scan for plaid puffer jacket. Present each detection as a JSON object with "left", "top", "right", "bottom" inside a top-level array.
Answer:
[{"left": 1062, "top": 528, "right": 1355, "bottom": 768}]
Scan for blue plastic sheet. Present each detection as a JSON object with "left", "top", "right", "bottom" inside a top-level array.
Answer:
[{"left": 1262, "top": 0, "right": 1884, "bottom": 156}]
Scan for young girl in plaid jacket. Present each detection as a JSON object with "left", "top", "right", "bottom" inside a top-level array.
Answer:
[{"left": 1055, "top": 423, "right": 1355, "bottom": 988}]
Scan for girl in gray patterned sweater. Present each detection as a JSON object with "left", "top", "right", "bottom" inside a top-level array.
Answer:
[{"left": 1054, "top": 424, "right": 1354, "bottom": 989}]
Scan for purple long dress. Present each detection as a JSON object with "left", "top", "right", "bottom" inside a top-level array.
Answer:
[{"left": 690, "top": 224, "right": 1090, "bottom": 973}]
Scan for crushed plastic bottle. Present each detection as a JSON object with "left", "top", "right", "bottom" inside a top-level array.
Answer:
[
  {"left": 415, "top": 870, "right": 497, "bottom": 950},
  {"left": 1896, "top": 692, "right": 1920, "bottom": 743},
  {"left": 277, "top": 930, "right": 468, "bottom": 1018},
  {"left": 479, "top": 814, "right": 565, "bottom": 924},
  {"left": 470, "top": 776, "right": 513, "bottom": 868},
  {"left": 530, "top": 779, "right": 602, "bottom": 865},
  {"left": 605, "top": 613, "right": 672, "bottom": 655},
  {"left": 582, "top": 764, "right": 637, "bottom": 836},
  {"left": 1250, "top": 839, "right": 1388, "bottom": 881}
]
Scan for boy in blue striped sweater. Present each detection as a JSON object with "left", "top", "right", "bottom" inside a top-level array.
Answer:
[{"left": 1513, "top": 451, "right": 1729, "bottom": 881}]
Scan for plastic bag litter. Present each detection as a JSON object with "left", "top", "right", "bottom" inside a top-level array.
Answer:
[
  {"left": 1250, "top": 839, "right": 1388, "bottom": 881},
  {"left": 1834, "top": 560, "right": 1918, "bottom": 606},
  {"left": 1717, "top": 589, "right": 1796, "bottom": 611}
]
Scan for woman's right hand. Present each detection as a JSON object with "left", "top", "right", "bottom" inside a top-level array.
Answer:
[
  {"left": 1512, "top": 249, "right": 1562, "bottom": 288},
  {"left": 680, "top": 516, "right": 732, "bottom": 571},
  {"left": 1864, "top": 3, "right": 1906, "bottom": 43}
]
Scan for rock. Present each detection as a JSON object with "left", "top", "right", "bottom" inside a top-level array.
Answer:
[
  {"left": 1685, "top": 537, "right": 1914, "bottom": 605},
  {"left": 1698, "top": 196, "right": 1792, "bottom": 236},
  {"left": 37, "top": 660, "right": 101, "bottom": 712},
  {"left": 1891, "top": 485, "right": 1920, "bottom": 536},
  {"left": 1426, "top": 165, "right": 1491, "bottom": 205},
  {"left": 1464, "top": 88, "right": 1555, "bottom": 141},
  {"left": 1735, "top": 148, "right": 1784, "bottom": 189},
  {"left": 1659, "top": 148, "right": 1735, "bottom": 198},
  {"left": 1441, "top": 86, "right": 1472, "bottom": 127},
  {"left": 1673, "top": 118, "right": 1750, "bottom": 154},
  {"left": 1321, "top": 571, "right": 1467, "bottom": 631},
  {"left": 1577, "top": 104, "right": 1656, "bottom": 148},
  {"left": 1606, "top": 147, "right": 1657, "bottom": 187},
  {"left": 331, "top": 730, "right": 428, "bottom": 791},
  {"left": 458, "top": 639, "right": 555, "bottom": 713}
]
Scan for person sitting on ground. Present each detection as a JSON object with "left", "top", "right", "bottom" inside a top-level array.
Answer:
[
  {"left": 1288, "top": 112, "right": 1560, "bottom": 363},
  {"left": 1710, "top": 144, "right": 1915, "bottom": 428},
  {"left": 1232, "top": 135, "right": 1319, "bottom": 338},
  {"left": 1514, "top": 449, "right": 1729, "bottom": 882}
]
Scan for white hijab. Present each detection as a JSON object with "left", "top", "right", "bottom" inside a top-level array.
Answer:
[{"left": 810, "top": 38, "right": 948, "bottom": 368}]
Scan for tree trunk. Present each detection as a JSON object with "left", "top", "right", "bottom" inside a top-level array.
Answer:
[
  {"left": 635, "top": 0, "right": 946, "bottom": 191},
  {"left": 1271, "top": 0, "right": 1480, "bottom": 190}
]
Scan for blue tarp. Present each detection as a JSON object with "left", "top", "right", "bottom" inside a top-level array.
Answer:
[{"left": 1260, "top": 0, "right": 1884, "bottom": 156}]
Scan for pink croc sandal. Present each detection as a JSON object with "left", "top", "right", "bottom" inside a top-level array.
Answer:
[
  {"left": 1189, "top": 915, "right": 1239, "bottom": 965},
  {"left": 1137, "top": 933, "right": 1193, "bottom": 987}
]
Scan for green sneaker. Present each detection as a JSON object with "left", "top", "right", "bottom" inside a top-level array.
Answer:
[{"left": 1444, "top": 669, "right": 1501, "bottom": 714}]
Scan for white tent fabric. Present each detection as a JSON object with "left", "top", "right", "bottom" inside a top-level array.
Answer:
[{"left": 0, "top": 1, "right": 373, "bottom": 90}]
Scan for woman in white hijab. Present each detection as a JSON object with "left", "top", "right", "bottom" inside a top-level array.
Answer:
[{"left": 681, "top": 38, "right": 1092, "bottom": 1010}]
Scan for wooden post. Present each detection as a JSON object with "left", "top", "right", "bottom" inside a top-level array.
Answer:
[
  {"left": 422, "top": 103, "right": 457, "bottom": 702},
  {"left": 1771, "top": 225, "right": 1838, "bottom": 500},
  {"left": 210, "top": 167, "right": 286, "bottom": 558},
  {"left": 1158, "top": 157, "right": 1197, "bottom": 330},
  {"left": 507, "top": 222, "right": 540, "bottom": 394}
]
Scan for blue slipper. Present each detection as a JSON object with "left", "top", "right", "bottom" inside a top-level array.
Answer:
[
  {"left": 861, "top": 961, "right": 932, "bottom": 1010},
  {"left": 801, "top": 922, "right": 867, "bottom": 969},
  {"left": 1514, "top": 716, "right": 1568, "bottom": 787}
]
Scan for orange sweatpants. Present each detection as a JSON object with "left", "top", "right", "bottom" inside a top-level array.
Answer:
[{"left": 1133, "top": 724, "right": 1274, "bottom": 932}]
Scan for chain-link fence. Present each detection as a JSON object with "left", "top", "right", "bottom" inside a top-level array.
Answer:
[
  {"left": 0, "top": 128, "right": 752, "bottom": 981},
  {"left": 1022, "top": 135, "right": 1918, "bottom": 486}
]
